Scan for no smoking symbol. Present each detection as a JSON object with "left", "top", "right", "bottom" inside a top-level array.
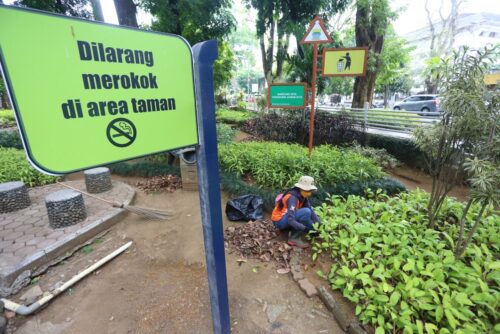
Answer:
[{"left": 106, "top": 118, "right": 137, "bottom": 147}]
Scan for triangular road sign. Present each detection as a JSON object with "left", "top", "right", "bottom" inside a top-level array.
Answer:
[{"left": 300, "top": 16, "right": 332, "bottom": 44}]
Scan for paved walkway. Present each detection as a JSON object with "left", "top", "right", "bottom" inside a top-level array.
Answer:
[{"left": 0, "top": 180, "right": 135, "bottom": 296}]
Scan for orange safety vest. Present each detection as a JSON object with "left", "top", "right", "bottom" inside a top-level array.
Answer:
[{"left": 271, "top": 193, "right": 304, "bottom": 222}]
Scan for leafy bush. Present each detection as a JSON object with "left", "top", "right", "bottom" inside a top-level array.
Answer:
[
  {"left": 220, "top": 169, "right": 405, "bottom": 211},
  {"left": 242, "top": 110, "right": 366, "bottom": 146},
  {"left": 350, "top": 143, "right": 400, "bottom": 169},
  {"left": 0, "top": 109, "right": 16, "bottom": 128},
  {"left": 366, "top": 133, "right": 426, "bottom": 169},
  {"left": 216, "top": 123, "right": 236, "bottom": 144},
  {"left": 216, "top": 108, "right": 256, "bottom": 125},
  {"left": 218, "top": 141, "right": 384, "bottom": 190},
  {"left": 0, "top": 130, "right": 23, "bottom": 149},
  {"left": 0, "top": 148, "right": 57, "bottom": 186},
  {"left": 313, "top": 190, "right": 499, "bottom": 334}
]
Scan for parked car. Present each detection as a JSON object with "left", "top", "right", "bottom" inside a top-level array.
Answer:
[{"left": 393, "top": 94, "right": 441, "bottom": 114}]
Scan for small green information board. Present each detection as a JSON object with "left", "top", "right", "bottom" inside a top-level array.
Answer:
[
  {"left": 0, "top": 5, "right": 198, "bottom": 174},
  {"left": 268, "top": 83, "right": 307, "bottom": 109}
]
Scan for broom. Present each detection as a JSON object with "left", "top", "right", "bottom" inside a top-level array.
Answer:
[{"left": 57, "top": 181, "right": 173, "bottom": 221}]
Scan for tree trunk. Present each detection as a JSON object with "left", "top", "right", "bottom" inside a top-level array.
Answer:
[
  {"left": 113, "top": 0, "right": 138, "bottom": 28},
  {"left": 90, "top": 0, "right": 104, "bottom": 22}
]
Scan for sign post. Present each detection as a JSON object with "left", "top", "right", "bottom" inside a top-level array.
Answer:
[
  {"left": 193, "top": 40, "right": 231, "bottom": 334},
  {"left": 300, "top": 16, "right": 332, "bottom": 159},
  {"left": 322, "top": 47, "right": 368, "bottom": 77}
]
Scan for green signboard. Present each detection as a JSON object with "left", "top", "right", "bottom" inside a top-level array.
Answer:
[
  {"left": 0, "top": 6, "right": 198, "bottom": 174},
  {"left": 268, "top": 83, "right": 307, "bottom": 109}
]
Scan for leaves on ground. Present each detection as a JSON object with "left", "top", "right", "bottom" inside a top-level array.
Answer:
[{"left": 136, "top": 175, "right": 182, "bottom": 193}]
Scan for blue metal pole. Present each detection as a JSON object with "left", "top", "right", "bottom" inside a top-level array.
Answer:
[{"left": 192, "top": 40, "right": 231, "bottom": 334}]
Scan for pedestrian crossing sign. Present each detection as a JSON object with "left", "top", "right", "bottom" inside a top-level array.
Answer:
[
  {"left": 300, "top": 16, "right": 332, "bottom": 44},
  {"left": 322, "top": 47, "right": 369, "bottom": 77}
]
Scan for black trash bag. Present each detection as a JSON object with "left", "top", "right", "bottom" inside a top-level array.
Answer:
[{"left": 225, "top": 195, "right": 264, "bottom": 221}]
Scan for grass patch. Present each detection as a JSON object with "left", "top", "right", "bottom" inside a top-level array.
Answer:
[
  {"left": 0, "top": 109, "right": 16, "bottom": 127},
  {"left": 216, "top": 108, "right": 257, "bottom": 125}
]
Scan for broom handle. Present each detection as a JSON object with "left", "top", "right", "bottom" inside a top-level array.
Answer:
[{"left": 57, "top": 181, "right": 123, "bottom": 208}]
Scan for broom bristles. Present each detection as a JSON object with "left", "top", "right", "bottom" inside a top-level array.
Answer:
[{"left": 124, "top": 205, "right": 173, "bottom": 221}]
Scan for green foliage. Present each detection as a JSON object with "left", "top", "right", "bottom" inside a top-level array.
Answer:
[
  {"left": 0, "top": 148, "right": 57, "bottom": 186},
  {"left": 375, "top": 26, "right": 414, "bottom": 94},
  {"left": 349, "top": 143, "right": 400, "bottom": 169},
  {"left": 313, "top": 190, "right": 499, "bottom": 333},
  {"left": 215, "top": 109, "right": 257, "bottom": 125},
  {"left": 216, "top": 123, "right": 236, "bottom": 144},
  {"left": 108, "top": 161, "right": 180, "bottom": 177},
  {"left": 0, "top": 130, "right": 23, "bottom": 149},
  {"left": 0, "top": 109, "right": 16, "bottom": 128},
  {"left": 414, "top": 45, "right": 499, "bottom": 227},
  {"left": 218, "top": 141, "right": 384, "bottom": 190},
  {"left": 140, "top": 0, "right": 235, "bottom": 91},
  {"left": 366, "top": 133, "right": 427, "bottom": 169},
  {"left": 243, "top": 110, "right": 366, "bottom": 146},
  {"left": 220, "top": 169, "right": 405, "bottom": 211}
]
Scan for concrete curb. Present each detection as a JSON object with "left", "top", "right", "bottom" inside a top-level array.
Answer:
[
  {"left": 0, "top": 181, "right": 135, "bottom": 297},
  {"left": 289, "top": 251, "right": 368, "bottom": 334}
]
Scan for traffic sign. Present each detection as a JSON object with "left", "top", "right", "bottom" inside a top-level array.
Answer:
[
  {"left": 268, "top": 83, "right": 307, "bottom": 109},
  {"left": 322, "top": 47, "right": 369, "bottom": 77},
  {"left": 300, "top": 16, "right": 332, "bottom": 44},
  {"left": 0, "top": 5, "right": 198, "bottom": 174}
]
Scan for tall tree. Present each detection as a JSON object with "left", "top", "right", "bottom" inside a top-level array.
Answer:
[
  {"left": 113, "top": 0, "right": 138, "bottom": 27},
  {"left": 245, "top": 0, "right": 349, "bottom": 85},
  {"left": 140, "top": 0, "right": 235, "bottom": 90},
  {"left": 351, "top": 0, "right": 393, "bottom": 108},
  {"left": 423, "top": 0, "right": 463, "bottom": 93}
]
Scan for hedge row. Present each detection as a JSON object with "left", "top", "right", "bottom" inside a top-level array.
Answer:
[
  {"left": 366, "top": 133, "right": 427, "bottom": 169},
  {"left": 108, "top": 161, "right": 180, "bottom": 177},
  {"left": 0, "top": 130, "right": 23, "bottom": 149},
  {"left": 220, "top": 169, "right": 406, "bottom": 212}
]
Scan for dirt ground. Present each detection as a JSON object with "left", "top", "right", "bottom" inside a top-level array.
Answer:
[
  {"left": 8, "top": 174, "right": 343, "bottom": 334},
  {"left": 389, "top": 166, "right": 468, "bottom": 202}
]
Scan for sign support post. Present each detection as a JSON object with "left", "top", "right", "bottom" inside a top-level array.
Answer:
[
  {"left": 308, "top": 43, "right": 318, "bottom": 159},
  {"left": 300, "top": 16, "right": 332, "bottom": 159},
  {"left": 193, "top": 40, "right": 231, "bottom": 334}
]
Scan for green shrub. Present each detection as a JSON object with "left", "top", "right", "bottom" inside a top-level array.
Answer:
[
  {"left": 349, "top": 143, "right": 400, "bottom": 169},
  {"left": 216, "top": 108, "right": 256, "bottom": 125},
  {"left": 243, "top": 110, "right": 366, "bottom": 146},
  {"left": 0, "top": 109, "right": 16, "bottom": 127},
  {"left": 108, "top": 161, "right": 180, "bottom": 177},
  {"left": 220, "top": 169, "right": 405, "bottom": 211},
  {"left": 0, "top": 148, "right": 57, "bottom": 186},
  {"left": 313, "top": 190, "right": 499, "bottom": 334},
  {"left": 0, "top": 130, "right": 23, "bottom": 149},
  {"left": 218, "top": 141, "right": 384, "bottom": 190},
  {"left": 366, "top": 133, "right": 426, "bottom": 169},
  {"left": 216, "top": 123, "right": 236, "bottom": 144}
]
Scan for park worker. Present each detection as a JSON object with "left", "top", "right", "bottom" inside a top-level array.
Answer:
[{"left": 271, "top": 175, "right": 321, "bottom": 248}]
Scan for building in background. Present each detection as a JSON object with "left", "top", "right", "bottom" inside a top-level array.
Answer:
[{"left": 404, "top": 12, "right": 500, "bottom": 92}]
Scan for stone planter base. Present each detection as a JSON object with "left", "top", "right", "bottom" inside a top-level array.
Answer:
[
  {"left": 45, "top": 190, "right": 87, "bottom": 228},
  {"left": 0, "top": 181, "right": 30, "bottom": 213}
]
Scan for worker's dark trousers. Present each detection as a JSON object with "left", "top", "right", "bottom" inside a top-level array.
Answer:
[{"left": 272, "top": 208, "right": 314, "bottom": 232}]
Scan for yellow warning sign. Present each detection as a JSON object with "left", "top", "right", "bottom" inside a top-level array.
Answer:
[{"left": 322, "top": 47, "right": 368, "bottom": 77}]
